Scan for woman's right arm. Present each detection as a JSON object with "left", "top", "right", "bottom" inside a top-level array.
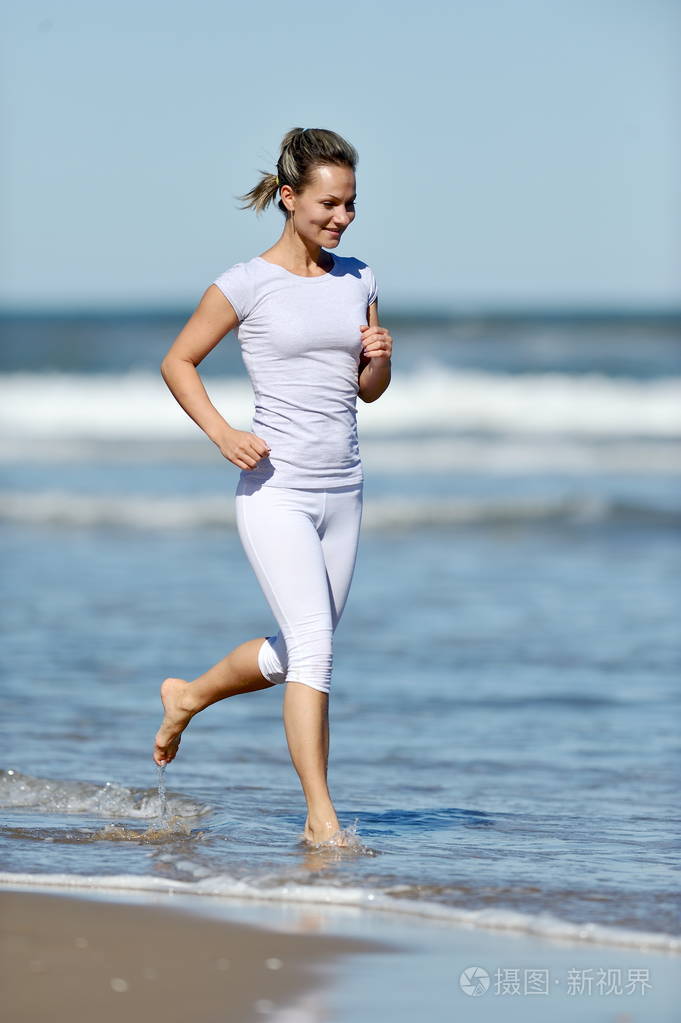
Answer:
[{"left": 160, "top": 284, "right": 271, "bottom": 471}]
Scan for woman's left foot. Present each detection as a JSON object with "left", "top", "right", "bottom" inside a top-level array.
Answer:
[
  {"left": 302, "top": 816, "right": 347, "bottom": 847},
  {"left": 153, "top": 677, "right": 196, "bottom": 766}
]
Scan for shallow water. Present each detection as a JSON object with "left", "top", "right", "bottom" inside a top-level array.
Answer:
[{"left": 1, "top": 314, "right": 679, "bottom": 951}]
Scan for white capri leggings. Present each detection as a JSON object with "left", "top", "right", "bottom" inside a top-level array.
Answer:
[{"left": 234, "top": 475, "right": 364, "bottom": 694}]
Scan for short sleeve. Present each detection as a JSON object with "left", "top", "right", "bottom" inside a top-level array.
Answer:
[
  {"left": 367, "top": 266, "right": 378, "bottom": 307},
  {"left": 212, "top": 262, "right": 253, "bottom": 321}
]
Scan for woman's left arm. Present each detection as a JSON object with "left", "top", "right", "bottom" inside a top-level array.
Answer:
[{"left": 358, "top": 301, "right": 392, "bottom": 403}]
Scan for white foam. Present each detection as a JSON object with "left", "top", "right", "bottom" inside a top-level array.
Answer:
[
  {"left": 2, "top": 368, "right": 680, "bottom": 439},
  {"left": 0, "top": 871, "right": 678, "bottom": 954},
  {"left": 0, "top": 490, "right": 676, "bottom": 530}
]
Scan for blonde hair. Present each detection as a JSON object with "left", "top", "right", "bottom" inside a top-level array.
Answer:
[{"left": 237, "top": 127, "right": 358, "bottom": 217}]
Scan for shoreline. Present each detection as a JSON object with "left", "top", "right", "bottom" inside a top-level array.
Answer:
[
  {"left": 2, "top": 883, "right": 679, "bottom": 1022},
  {"left": 1, "top": 869, "right": 678, "bottom": 956}
]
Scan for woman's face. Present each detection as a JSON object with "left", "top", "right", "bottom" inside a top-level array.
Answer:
[{"left": 286, "top": 163, "right": 357, "bottom": 247}]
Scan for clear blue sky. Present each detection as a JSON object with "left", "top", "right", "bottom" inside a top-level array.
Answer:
[{"left": 1, "top": 0, "right": 679, "bottom": 312}]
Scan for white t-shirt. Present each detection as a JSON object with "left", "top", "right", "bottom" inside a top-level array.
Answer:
[{"left": 212, "top": 253, "right": 378, "bottom": 488}]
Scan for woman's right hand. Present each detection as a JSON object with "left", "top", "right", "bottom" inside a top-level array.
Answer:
[{"left": 217, "top": 427, "right": 271, "bottom": 470}]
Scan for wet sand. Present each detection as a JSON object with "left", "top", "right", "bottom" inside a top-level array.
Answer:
[{"left": 0, "top": 889, "right": 395, "bottom": 1022}]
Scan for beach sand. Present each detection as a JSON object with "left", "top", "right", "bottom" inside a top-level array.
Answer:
[
  {"left": 1, "top": 886, "right": 678, "bottom": 1022},
  {"left": 0, "top": 888, "right": 395, "bottom": 1022}
]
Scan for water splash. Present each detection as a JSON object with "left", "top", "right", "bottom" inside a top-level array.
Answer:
[
  {"left": 297, "top": 817, "right": 378, "bottom": 857},
  {"left": 0, "top": 769, "right": 209, "bottom": 819},
  {"left": 87, "top": 765, "right": 199, "bottom": 842},
  {"left": 92, "top": 819, "right": 197, "bottom": 843},
  {"left": 157, "top": 764, "right": 170, "bottom": 828},
  {"left": 84, "top": 764, "right": 194, "bottom": 842}
]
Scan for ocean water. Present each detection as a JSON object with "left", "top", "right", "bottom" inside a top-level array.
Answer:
[{"left": 0, "top": 310, "right": 680, "bottom": 953}]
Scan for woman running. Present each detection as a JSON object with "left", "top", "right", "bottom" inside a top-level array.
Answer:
[{"left": 153, "top": 127, "right": 392, "bottom": 846}]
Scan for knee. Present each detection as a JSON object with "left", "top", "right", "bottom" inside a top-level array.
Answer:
[
  {"left": 259, "top": 623, "right": 334, "bottom": 693},
  {"left": 285, "top": 622, "right": 333, "bottom": 693},
  {"left": 286, "top": 651, "right": 333, "bottom": 693}
]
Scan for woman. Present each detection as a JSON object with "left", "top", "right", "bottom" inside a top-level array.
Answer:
[{"left": 153, "top": 127, "right": 392, "bottom": 847}]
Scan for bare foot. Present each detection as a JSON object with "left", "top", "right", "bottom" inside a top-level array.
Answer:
[
  {"left": 302, "top": 816, "right": 347, "bottom": 847},
  {"left": 153, "top": 677, "right": 197, "bottom": 766}
]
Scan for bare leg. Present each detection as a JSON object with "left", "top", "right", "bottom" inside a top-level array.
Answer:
[
  {"left": 153, "top": 637, "right": 275, "bottom": 765},
  {"left": 283, "top": 681, "right": 342, "bottom": 845}
]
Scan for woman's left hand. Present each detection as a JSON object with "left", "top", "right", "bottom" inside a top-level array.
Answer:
[{"left": 359, "top": 324, "right": 392, "bottom": 360}]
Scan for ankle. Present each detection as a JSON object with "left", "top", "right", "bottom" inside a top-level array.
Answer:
[
  {"left": 307, "top": 811, "right": 339, "bottom": 833},
  {"left": 179, "top": 684, "right": 202, "bottom": 716}
]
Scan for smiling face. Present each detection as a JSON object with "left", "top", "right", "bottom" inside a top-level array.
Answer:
[{"left": 283, "top": 163, "right": 357, "bottom": 247}]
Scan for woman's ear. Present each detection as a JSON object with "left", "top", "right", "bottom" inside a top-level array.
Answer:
[{"left": 280, "top": 184, "right": 294, "bottom": 213}]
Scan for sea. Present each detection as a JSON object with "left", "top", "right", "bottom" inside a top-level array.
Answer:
[{"left": 1, "top": 306, "right": 679, "bottom": 954}]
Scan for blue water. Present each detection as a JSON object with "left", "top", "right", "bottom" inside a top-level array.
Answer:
[{"left": 0, "top": 312, "right": 679, "bottom": 951}]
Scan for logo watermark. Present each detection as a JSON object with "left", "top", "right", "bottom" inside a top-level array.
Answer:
[
  {"left": 459, "top": 966, "right": 652, "bottom": 997},
  {"left": 459, "top": 967, "right": 490, "bottom": 997}
]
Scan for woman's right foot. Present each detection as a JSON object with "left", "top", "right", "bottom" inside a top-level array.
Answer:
[{"left": 153, "top": 677, "right": 197, "bottom": 765}]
